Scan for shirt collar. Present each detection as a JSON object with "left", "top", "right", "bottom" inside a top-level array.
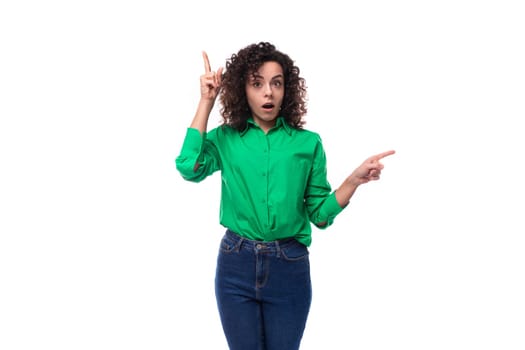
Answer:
[{"left": 240, "top": 116, "right": 292, "bottom": 136}]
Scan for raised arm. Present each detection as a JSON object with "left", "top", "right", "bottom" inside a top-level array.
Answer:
[{"left": 190, "top": 51, "right": 223, "bottom": 134}]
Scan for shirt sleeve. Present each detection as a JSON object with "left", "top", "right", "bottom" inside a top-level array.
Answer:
[
  {"left": 304, "top": 136, "right": 345, "bottom": 229},
  {"left": 175, "top": 127, "right": 221, "bottom": 182}
]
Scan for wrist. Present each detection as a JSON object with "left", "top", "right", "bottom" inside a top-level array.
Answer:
[{"left": 345, "top": 174, "right": 361, "bottom": 188}]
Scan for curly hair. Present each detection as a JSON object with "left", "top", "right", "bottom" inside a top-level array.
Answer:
[{"left": 219, "top": 42, "right": 308, "bottom": 131}]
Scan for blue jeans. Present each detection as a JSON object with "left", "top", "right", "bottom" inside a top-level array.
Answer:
[{"left": 215, "top": 229, "right": 312, "bottom": 350}]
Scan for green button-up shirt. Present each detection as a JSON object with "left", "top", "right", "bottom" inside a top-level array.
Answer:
[{"left": 175, "top": 117, "right": 344, "bottom": 246}]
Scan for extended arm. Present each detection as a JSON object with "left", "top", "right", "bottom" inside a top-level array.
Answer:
[{"left": 335, "top": 150, "right": 396, "bottom": 207}]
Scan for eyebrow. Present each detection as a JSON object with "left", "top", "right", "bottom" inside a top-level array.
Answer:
[{"left": 250, "top": 73, "right": 284, "bottom": 80}]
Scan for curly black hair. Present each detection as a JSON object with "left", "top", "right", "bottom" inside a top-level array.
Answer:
[{"left": 219, "top": 42, "right": 308, "bottom": 131}]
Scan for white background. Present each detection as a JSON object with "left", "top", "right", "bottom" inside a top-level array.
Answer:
[{"left": 1, "top": 0, "right": 524, "bottom": 349}]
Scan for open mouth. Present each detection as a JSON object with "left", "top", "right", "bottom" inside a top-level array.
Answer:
[{"left": 262, "top": 103, "right": 275, "bottom": 110}]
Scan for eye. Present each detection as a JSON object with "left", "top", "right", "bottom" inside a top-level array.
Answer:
[
  {"left": 272, "top": 80, "right": 283, "bottom": 87},
  {"left": 252, "top": 81, "right": 262, "bottom": 88}
]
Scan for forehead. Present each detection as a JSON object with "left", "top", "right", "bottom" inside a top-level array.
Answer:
[{"left": 250, "top": 61, "right": 283, "bottom": 78}]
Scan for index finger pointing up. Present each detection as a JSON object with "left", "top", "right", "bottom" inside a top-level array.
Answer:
[{"left": 202, "top": 51, "right": 211, "bottom": 73}]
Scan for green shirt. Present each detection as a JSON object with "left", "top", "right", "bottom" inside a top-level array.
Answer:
[{"left": 175, "top": 117, "right": 344, "bottom": 246}]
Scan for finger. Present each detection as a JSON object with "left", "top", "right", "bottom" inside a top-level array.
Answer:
[
  {"left": 217, "top": 67, "right": 224, "bottom": 86},
  {"left": 202, "top": 51, "right": 211, "bottom": 73},
  {"left": 201, "top": 75, "right": 216, "bottom": 87},
  {"left": 374, "top": 150, "right": 396, "bottom": 160},
  {"left": 369, "top": 170, "right": 380, "bottom": 177}
]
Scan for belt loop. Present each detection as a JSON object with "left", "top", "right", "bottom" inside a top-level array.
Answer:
[
  {"left": 275, "top": 240, "right": 281, "bottom": 258},
  {"left": 234, "top": 237, "right": 244, "bottom": 252}
]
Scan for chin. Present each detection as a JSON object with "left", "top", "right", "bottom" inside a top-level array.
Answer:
[{"left": 257, "top": 114, "right": 277, "bottom": 122}]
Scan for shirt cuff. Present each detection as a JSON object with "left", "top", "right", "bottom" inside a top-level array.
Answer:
[{"left": 320, "top": 191, "right": 345, "bottom": 220}]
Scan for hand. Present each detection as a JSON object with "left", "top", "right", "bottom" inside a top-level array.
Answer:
[
  {"left": 349, "top": 150, "right": 395, "bottom": 186},
  {"left": 200, "top": 51, "right": 223, "bottom": 101}
]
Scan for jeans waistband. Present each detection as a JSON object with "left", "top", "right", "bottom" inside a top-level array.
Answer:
[{"left": 225, "top": 229, "right": 296, "bottom": 252}]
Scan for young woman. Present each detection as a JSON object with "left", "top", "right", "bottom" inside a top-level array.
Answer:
[{"left": 176, "top": 42, "right": 394, "bottom": 350}]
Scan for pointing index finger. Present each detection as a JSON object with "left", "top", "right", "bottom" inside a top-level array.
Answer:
[
  {"left": 374, "top": 150, "right": 396, "bottom": 160},
  {"left": 202, "top": 51, "right": 211, "bottom": 73}
]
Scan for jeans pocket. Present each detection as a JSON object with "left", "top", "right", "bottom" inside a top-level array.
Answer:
[
  {"left": 281, "top": 241, "right": 309, "bottom": 261},
  {"left": 219, "top": 236, "right": 238, "bottom": 253}
]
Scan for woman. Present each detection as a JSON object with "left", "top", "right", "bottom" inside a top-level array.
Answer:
[{"left": 176, "top": 42, "right": 394, "bottom": 350}]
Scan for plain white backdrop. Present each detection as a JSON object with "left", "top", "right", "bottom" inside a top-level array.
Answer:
[{"left": 1, "top": 0, "right": 524, "bottom": 349}]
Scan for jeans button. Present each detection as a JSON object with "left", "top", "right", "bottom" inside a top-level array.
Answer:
[{"left": 256, "top": 244, "right": 262, "bottom": 250}]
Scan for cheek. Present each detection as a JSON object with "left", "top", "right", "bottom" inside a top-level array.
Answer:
[
  {"left": 275, "top": 91, "right": 285, "bottom": 104},
  {"left": 246, "top": 93, "right": 258, "bottom": 109}
]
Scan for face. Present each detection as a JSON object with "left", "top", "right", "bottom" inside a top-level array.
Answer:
[{"left": 245, "top": 61, "right": 284, "bottom": 132}]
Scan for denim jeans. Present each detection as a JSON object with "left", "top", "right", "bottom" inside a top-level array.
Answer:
[{"left": 215, "top": 229, "right": 312, "bottom": 350}]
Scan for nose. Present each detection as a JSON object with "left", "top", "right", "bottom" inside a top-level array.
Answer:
[{"left": 264, "top": 83, "right": 272, "bottom": 97}]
